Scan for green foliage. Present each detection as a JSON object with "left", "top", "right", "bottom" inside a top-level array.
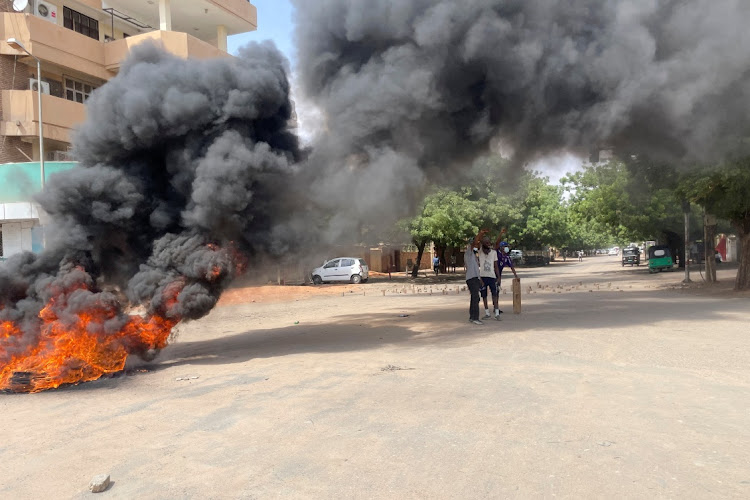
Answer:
[
  {"left": 403, "top": 155, "right": 738, "bottom": 254},
  {"left": 677, "top": 160, "right": 750, "bottom": 234},
  {"left": 509, "top": 176, "right": 568, "bottom": 248},
  {"left": 401, "top": 189, "right": 483, "bottom": 247},
  {"left": 562, "top": 160, "right": 683, "bottom": 243}
]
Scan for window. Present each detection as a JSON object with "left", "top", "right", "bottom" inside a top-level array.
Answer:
[
  {"left": 64, "top": 77, "right": 97, "bottom": 103},
  {"left": 63, "top": 7, "right": 99, "bottom": 41},
  {"left": 323, "top": 260, "right": 340, "bottom": 269},
  {"left": 341, "top": 259, "right": 355, "bottom": 267}
]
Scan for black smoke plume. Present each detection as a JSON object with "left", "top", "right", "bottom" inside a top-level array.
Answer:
[
  {"left": 1, "top": 42, "right": 299, "bottom": 387},
  {"left": 293, "top": 0, "right": 750, "bottom": 180}
]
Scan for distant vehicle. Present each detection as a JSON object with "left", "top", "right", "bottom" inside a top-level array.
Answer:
[
  {"left": 510, "top": 249, "right": 523, "bottom": 264},
  {"left": 523, "top": 248, "right": 551, "bottom": 266},
  {"left": 648, "top": 246, "right": 673, "bottom": 273},
  {"left": 312, "top": 257, "right": 369, "bottom": 284},
  {"left": 608, "top": 247, "right": 620, "bottom": 256},
  {"left": 621, "top": 247, "right": 641, "bottom": 266}
]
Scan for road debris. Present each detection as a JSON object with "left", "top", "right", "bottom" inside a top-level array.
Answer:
[
  {"left": 381, "top": 365, "right": 415, "bottom": 372},
  {"left": 89, "top": 474, "right": 111, "bottom": 493}
]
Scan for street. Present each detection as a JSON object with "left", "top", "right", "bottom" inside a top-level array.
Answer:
[{"left": 1, "top": 256, "right": 748, "bottom": 499}]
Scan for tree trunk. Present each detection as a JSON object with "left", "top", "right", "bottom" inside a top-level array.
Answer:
[
  {"left": 704, "top": 213, "right": 717, "bottom": 283},
  {"left": 663, "top": 230, "right": 683, "bottom": 269},
  {"left": 734, "top": 224, "right": 750, "bottom": 290},
  {"left": 411, "top": 240, "right": 427, "bottom": 278},
  {"left": 439, "top": 246, "right": 448, "bottom": 273}
]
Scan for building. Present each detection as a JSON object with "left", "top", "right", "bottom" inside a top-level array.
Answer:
[{"left": 0, "top": 0, "right": 257, "bottom": 258}]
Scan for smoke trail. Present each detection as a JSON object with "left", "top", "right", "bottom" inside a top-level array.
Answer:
[
  {"left": 0, "top": 42, "right": 299, "bottom": 390},
  {"left": 293, "top": 0, "right": 750, "bottom": 172}
]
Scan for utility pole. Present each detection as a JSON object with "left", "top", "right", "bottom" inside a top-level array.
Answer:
[{"left": 682, "top": 200, "right": 691, "bottom": 283}]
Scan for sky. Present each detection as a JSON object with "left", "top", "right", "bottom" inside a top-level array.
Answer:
[
  {"left": 225, "top": 0, "right": 582, "bottom": 183},
  {"left": 227, "top": 0, "right": 296, "bottom": 66}
]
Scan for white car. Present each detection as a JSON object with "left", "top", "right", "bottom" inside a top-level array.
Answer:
[
  {"left": 312, "top": 257, "right": 369, "bottom": 284},
  {"left": 608, "top": 247, "right": 619, "bottom": 256}
]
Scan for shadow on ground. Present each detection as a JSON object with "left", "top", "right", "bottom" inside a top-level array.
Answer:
[{"left": 151, "top": 287, "right": 747, "bottom": 372}]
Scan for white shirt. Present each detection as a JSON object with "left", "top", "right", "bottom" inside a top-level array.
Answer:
[{"left": 477, "top": 248, "right": 498, "bottom": 278}]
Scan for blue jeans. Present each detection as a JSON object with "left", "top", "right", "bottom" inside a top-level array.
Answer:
[{"left": 466, "top": 277, "right": 481, "bottom": 321}]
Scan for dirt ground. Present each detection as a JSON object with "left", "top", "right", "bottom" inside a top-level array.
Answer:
[{"left": 1, "top": 256, "right": 749, "bottom": 499}]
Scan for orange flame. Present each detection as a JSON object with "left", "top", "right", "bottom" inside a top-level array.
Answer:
[
  {"left": 1, "top": 243, "right": 247, "bottom": 393},
  {"left": 0, "top": 284, "right": 180, "bottom": 393}
]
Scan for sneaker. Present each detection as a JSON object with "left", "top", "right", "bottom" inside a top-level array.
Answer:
[
  {"left": 471, "top": 319, "right": 484, "bottom": 325},
  {"left": 483, "top": 312, "right": 491, "bottom": 319},
  {"left": 497, "top": 310, "right": 504, "bottom": 314},
  {"left": 495, "top": 314, "right": 501, "bottom": 321}
]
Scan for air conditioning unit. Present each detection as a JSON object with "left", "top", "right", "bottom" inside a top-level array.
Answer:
[
  {"left": 29, "top": 78, "right": 50, "bottom": 94},
  {"left": 34, "top": 1, "right": 58, "bottom": 24},
  {"left": 47, "top": 150, "right": 72, "bottom": 161}
]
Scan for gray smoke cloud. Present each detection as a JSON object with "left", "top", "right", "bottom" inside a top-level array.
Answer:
[
  {"left": 1, "top": 42, "right": 299, "bottom": 387},
  {"left": 293, "top": 0, "right": 750, "bottom": 174}
]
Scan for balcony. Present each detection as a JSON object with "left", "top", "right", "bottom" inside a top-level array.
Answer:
[
  {"left": 0, "top": 91, "right": 86, "bottom": 144},
  {"left": 209, "top": 0, "right": 258, "bottom": 28},
  {"left": 101, "top": 0, "right": 257, "bottom": 38},
  {"left": 2, "top": 12, "right": 237, "bottom": 80},
  {"left": 104, "top": 30, "right": 229, "bottom": 72},
  {"left": 0, "top": 12, "right": 111, "bottom": 80}
]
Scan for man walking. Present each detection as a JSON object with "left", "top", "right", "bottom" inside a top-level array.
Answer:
[
  {"left": 465, "top": 230, "right": 486, "bottom": 325},
  {"left": 478, "top": 233, "right": 501, "bottom": 320}
]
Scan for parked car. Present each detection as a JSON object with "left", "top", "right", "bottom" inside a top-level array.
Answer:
[
  {"left": 311, "top": 257, "right": 369, "bottom": 284},
  {"left": 608, "top": 247, "right": 620, "bottom": 256},
  {"left": 621, "top": 247, "right": 641, "bottom": 266},
  {"left": 509, "top": 249, "right": 523, "bottom": 264}
]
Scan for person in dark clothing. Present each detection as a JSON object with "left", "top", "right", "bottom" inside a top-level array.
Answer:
[{"left": 495, "top": 240, "right": 519, "bottom": 314}]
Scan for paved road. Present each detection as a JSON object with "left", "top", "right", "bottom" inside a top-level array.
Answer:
[{"left": 1, "top": 257, "right": 748, "bottom": 499}]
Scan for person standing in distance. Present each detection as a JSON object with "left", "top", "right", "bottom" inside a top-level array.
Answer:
[
  {"left": 478, "top": 233, "right": 501, "bottom": 320},
  {"left": 465, "top": 229, "right": 486, "bottom": 325}
]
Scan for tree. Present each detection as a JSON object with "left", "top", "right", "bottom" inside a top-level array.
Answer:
[
  {"left": 677, "top": 160, "right": 750, "bottom": 290},
  {"left": 562, "top": 160, "right": 686, "bottom": 260},
  {"left": 510, "top": 175, "right": 569, "bottom": 249},
  {"left": 402, "top": 189, "right": 482, "bottom": 277}
]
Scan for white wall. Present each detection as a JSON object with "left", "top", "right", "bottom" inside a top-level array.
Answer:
[
  {"left": 2, "top": 223, "right": 23, "bottom": 257},
  {"left": 1, "top": 221, "right": 37, "bottom": 257},
  {"left": 0, "top": 203, "right": 39, "bottom": 221}
]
